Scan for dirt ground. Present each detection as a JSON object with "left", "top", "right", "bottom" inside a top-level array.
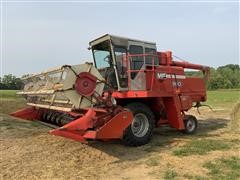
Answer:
[{"left": 0, "top": 98, "right": 239, "bottom": 180}]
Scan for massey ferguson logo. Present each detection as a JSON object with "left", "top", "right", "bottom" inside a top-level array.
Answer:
[{"left": 157, "top": 73, "right": 167, "bottom": 79}]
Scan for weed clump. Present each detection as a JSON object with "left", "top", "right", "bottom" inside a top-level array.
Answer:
[
  {"left": 164, "top": 169, "right": 177, "bottom": 180},
  {"left": 145, "top": 156, "right": 161, "bottom": 167}
]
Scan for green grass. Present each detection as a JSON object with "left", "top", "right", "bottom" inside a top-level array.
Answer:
[
  {"left": 172, "top": 139, "right": 230, "bottom": 156},
  {"left": 203, "top": 156, "right": 240, "bottom": 180},
  {"left": 0, "top": 90, "right": 19, "bottom": 98},
  {"left": 205, "top": 89, "right": 240, "bottom": 108},
  {"left": 0, "top": 90, "right": 25, "bottom": 113},
  {"left": 164, "top": 169, "right": 177, "bottom": 180}
]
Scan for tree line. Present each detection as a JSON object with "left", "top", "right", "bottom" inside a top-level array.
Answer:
[
  {"left": 208, "top": 64, "right": 240, "bottom": 90},
  {"left": 0, "top": 64, "right": 239, "bottom": 90},
  {"left": 0, "top": 74, "right": 23, "bottom": 90}
]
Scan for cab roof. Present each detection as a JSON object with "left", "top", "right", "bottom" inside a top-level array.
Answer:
[{"left": 89, "top": 34, "right": 156, "bottom": 48}]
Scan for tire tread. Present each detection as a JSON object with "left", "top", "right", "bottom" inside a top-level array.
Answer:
[{"left": 123, "top": 102, "right": 155, "bottom": 146}]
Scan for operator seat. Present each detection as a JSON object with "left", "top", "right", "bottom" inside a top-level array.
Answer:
[{"left": 105, "top": 67, "right": 118, "bottom": 90}]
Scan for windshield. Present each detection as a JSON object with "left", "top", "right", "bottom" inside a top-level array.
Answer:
[{"left": 93, "top": 50, "right": 111, "bottom": 69}]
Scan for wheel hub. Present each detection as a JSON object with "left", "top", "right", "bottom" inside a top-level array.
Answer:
[
  {"left": 186, "top": 119, "right": 195, "bottom": 132},
  {"left": 131, "top": 113, "right": 149, "bottom": 137}
]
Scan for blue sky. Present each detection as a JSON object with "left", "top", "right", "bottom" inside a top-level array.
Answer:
[{"left": 1, "top": 1, "right": 239, "bottom": 76}]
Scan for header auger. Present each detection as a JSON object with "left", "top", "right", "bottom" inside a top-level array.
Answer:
[{"left": 11, "top": 34, "right": 210, "bottom": 146}]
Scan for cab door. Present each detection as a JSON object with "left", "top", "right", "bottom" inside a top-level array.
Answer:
[{"left": 128, "top": 41, "right": 146, "bottom": 90}]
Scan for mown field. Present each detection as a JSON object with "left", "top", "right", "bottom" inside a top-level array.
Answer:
[{"left": 0, "top": 89, "right": 239, "bottom": 179}]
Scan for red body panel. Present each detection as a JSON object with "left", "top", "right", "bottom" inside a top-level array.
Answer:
[
  {"left": 11, "top": 107, "right": 133, "bottom": 143},
  {"left": 50, "top": 109, "right": 133, "bottom": 142},
  {"left": 10, "top": 107, "right": 41, "bottom": 120}
]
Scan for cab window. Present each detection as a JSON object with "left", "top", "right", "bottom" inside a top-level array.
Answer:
[
  {"left": 129, "top": 45, "right": 144, "bottom": 70},
  {"left": 114, "top": 47, "right": 128, "bottom": 88},
  {"left": 145, "top": 48, "right": 158, "bottom": 65},
  {"left": 93, "top": 50, "right": 111, "bottom": 69}
]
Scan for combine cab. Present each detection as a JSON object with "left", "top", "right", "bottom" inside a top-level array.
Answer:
[{"left": 11, "top": 34, "right": 209, "bottom": 146}]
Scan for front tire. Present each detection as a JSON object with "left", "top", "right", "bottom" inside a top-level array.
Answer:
[{"left": 123, "top": 102, "right": 155, "bottom": 146}]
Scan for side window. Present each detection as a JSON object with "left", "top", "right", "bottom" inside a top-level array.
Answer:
[
  {"left": 114, "top": 47, "right": 128, "bottom": 88},
  {"left": 115, "top": 47, "right": 127, "bottom": 76},
  {"left": 129, "top": 45, "right": 144, "bottom": 70},
  {"left": 93, "top": 50, "right": 111, "bottom": 69},
  {"left": 129, "top": 45, "right": 143, "bottom": 55},
  {"left": 145, "top": 48, "right": 158, "bottom": 65}
]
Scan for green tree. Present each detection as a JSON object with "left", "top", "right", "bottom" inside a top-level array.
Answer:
[
  {"left": 0, "top": 77, "right": 6, "bottom": 89},
  {"left": 1, "top": 74, "right": 23, "bottom": 90},
  {"left": 208, "top": 64, "right": 239, "bottom": 90}
]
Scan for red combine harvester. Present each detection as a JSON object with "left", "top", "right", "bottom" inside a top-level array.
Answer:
[{"left": 11, "top": 34, "right": 210, "bottom": 146}]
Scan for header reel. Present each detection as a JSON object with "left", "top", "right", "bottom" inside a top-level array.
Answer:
[{"left": 18, "top": 63, "right": 105, "bottom": 112}]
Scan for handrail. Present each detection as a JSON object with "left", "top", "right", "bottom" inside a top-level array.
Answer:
[{"left": 124, "top": 53, "right": 210, "bottom": 90}]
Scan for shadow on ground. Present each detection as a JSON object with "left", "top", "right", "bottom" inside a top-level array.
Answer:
[
  {"left": 0, "top": 112, "right": 229, "bottom": 163},
  {"left": 88, "top": 118, "right": 229, "bottom": 162}
]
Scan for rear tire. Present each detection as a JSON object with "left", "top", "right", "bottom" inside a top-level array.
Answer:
[
  {"left": 183, "top": 115, "right": 198, "bottom": 134},
  {"left": 123, "top": 102, "right": 155, "bottom": 146}
]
